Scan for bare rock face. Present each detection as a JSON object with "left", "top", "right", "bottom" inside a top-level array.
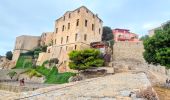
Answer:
[{"left": 0, "top": 57, "right": 15, "bottom": 69}]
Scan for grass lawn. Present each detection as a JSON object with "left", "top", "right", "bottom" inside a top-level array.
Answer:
[
  {"left": 36, "top": 66, "right": 76, "bottom": 84},
  {"left": 14, "top": 55, "right": 76, "bottom": 84},
  {"left": 15, "top": 56, "right": 33, "bottom": 69}
]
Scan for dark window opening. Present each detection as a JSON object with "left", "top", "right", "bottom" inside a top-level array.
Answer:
[
  {"left": 86, "top": 9, "right": 88, "bottom": 13},
  {"left": 93, "top": 14, "right": 95, "bottom": 18},
  {"left": 63, "top": 16, "right": 65, "bottom": 21},
  {"left": 61, "top": 37, "right": 63, "bottom": 44},
  {"left": 69, "top": 13, "right": 71, "bottom": 18},
  {"left": 56, "top": 28, "right": 58, "bottom": 33},
  {"left": 75, "top": 34, "right": 78, "bottom": 41},
  {"left": 99, "top": 28, "right": 101, "bottom": 34},
  {"left": 77, "top": 9, "right": 80, "bottom": 13},
  {"left": 62, "top": 25, "right": 65, "bottom": 31},
  {"left": 85, "top": 20, "right": 88, "bottom": 27},
  {"left": 68, "top": 23, "right": 70, "bottom": 29},
  {"left": 75, "top": 45, "right": 77, "bottom": 50},
  {"left": 92, "top": 24, "right": 94, "bottom": 31},
  {"left": 84, "top": 34, "right": 87, "bottom": 41},
  {"left": 66, "top": 36, "right": 69, "bottom": 43},
  {"left": 76, "top": 19, "right": 79, "bottom": 26}
]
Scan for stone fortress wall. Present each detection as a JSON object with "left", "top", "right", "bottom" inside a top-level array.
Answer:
[
  {"left": 12, "top": 6, "right": 103, "bottom": 66},
  {"left": 113, "top": 41, "right": 170, "bottom": 79},
  {"left": 12, "top": 35, "right": 40, "bottom": 64},
  {"left": 113, "top": 41, "right": 145, "bottom": 63}
]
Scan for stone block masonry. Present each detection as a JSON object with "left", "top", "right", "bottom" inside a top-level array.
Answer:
[{"left": 113, "top": 41, "right": 145, "bottom": 63}]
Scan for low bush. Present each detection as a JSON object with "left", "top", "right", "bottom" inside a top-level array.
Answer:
[
  {"left": 7, "top": 71, "right": 17, "bottom": 79},
  {"left": 37, "top": 66, "right": 76, "bottom": 84},
  {"left": 36, "top": 65, "right": 50, "bottom": 77},
  {"left": 26, "top": 69, "right": 42, "bottom": 78}
]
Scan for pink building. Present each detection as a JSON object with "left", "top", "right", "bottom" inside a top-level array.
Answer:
[{"left": 112, "top": 28, "right": 139, "bottom": 42}]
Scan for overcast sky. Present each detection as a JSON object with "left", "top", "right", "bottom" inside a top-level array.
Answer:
[{"left": 0, "top": 0, "right": 170, "bottom": 55}]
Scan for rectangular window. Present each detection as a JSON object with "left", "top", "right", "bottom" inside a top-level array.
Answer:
[
  {"left": 62, "top": 25, "right": 64, "bottom": 31},
  {"left": 85, "top": 20, "right": 88, "bottom": 27},
  {"left": 69, "top": 13, "right": 71, "bottom": 18},
  {"left": 55, "top": 39, "right": 56, "bottom": 44},
  {"left": 93, "top": 14, "right": 95, "bottom": 18},
  {"left": 92, "top": 24, "right": 94, "bottom": 31},
  {"left": 63, "top": 16, "right": 65, "bottom": 21},
  {"left": 77, "top": 9, "right": 80, "bottom": 13},
  {"left": 56, "top": 28, "right": 58, "bottom": 33},
  {"left": 75, "top": 45, "right": 77, "bottom": 50},
  {"left": 61, "top": 37, "right": 63, "bottom": 44},
  {"left": 76, "top": 19, "right": 79, "bottom": 26},
  {"left": 86, "top": 9, "right": 88, "bottom": 13},
  {"left": 84, "top": 34, "right": 87, "bottom": 41},
  {"left": 66, "top": 36, "right": 69, "bottom": 43},
  {"left": 75, "top": 34, "right": 78, "bottom": 41},
  {"left": 99, "top": 28, "right": 101, "bottom": 34},
  {"left": 68, "top": 23, "right": 70, "bottom": 29}
]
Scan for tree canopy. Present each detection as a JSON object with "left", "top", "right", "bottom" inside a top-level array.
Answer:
[
  {"left": 68, "top": 49, "right": 104, "bottom": 71},
  {"left": 6, "top": 51, "right": 13, "bottom": 60},
  {"left": 102, "top": 26, "right": 114, "bottom": 41},
  {"left": 143, "top": 22, "right": 170, "bottom": 68}
]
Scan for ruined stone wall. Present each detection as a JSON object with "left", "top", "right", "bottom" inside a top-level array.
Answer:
[{"left": 113, "top": 41, "right": 145, "bottom": 63}]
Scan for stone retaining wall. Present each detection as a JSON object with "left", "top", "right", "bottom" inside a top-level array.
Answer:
[
  {"left": 113, "top": 41, "right": 145, "bottom": 63},
  {"left": 148, "top": 64, "right": 170, "bottom": 77}
]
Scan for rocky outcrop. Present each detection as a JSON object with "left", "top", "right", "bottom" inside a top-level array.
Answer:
[{"left": 0, "top": 57, "right": 15, "bottom": 69}]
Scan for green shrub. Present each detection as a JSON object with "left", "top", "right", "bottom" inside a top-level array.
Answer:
[
  {"left": 42, "top": 60, "right": 49, "bottom": 66},
  {"left": 44, "top": 67, "right": 58, "bottom": 84},
  {"left": 7, "top": 71, "right": 17, "bottom": 79},
  {"left": 26, "top": 69, "right": 42, "bottom": 78},
  {"left": 143, "top": 22, "right": 170, "bottom": 68},
  {"left": 55, "top": 72, "right": 76, "bottom": 84},
  {"left": 69, "top": 49, "right": 104, "bottom": 71},
  {"left": 44, "top": 67, "right": 76, "bottom": 84},
  {"left": 36, "top": 65, "right": 50, "bottom": 77}
]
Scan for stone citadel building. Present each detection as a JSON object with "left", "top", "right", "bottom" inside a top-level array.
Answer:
[{"left": 12, "top": 6, "right": 103, "bottom": 68}]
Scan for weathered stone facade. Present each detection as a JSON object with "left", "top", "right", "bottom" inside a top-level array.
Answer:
[
  {"left": 12, "top": 35, "right": 40, "bottom": 64},
  {"left": 40, "top": 32, "right": 53, "bottom": 46},
  {"left": 113, "top": 41, "right": 145, "bottom": 63},
  {"left": 49, "top": 6, "right": 102, "bottom": 62},
  {"left": 12, "top": 6, "right": 103, "bottom": 67}
]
